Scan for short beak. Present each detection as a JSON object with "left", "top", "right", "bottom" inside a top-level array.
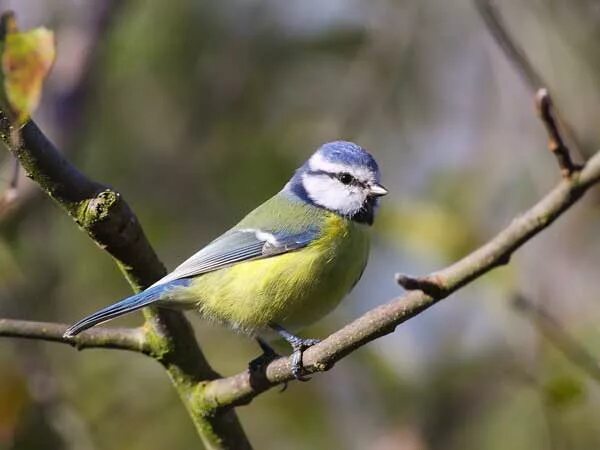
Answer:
[{"left": 369, "top": 183, "right": 388, "bottom": 197}]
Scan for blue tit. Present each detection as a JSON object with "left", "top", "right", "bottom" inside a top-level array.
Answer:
[{"left": 64, "top": 141, "right": 388, "bottom": 379}]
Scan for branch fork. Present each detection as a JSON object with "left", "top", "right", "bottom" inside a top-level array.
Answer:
[{"left": 1, "top": 2, "right": 599, "bottom": 449}]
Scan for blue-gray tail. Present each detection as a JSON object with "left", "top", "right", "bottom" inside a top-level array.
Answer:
[{"left": 63, "top": 279, "right": 191, "bottom": 338}]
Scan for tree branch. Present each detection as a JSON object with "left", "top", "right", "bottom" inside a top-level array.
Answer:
[
  {"left": 0, "top": 2, "right": 124, "bottom": 223},
  {"left": 474, "top": 0, "right": 541, "bottom": 92},
  {"left": 535, "top": 88, "right": 580, "bottom": 177},
  {"left": 474, "top": 0, "right": 585, "bottom": 162},
  {"left": 0, "top": 318, "right": 150, "bottom": 353},
  {"left": 0, "top": 116, "right": 252, "bottom": 450},
  {"left": 202, "top": 149, "right": 600, "bottom": 409},
  {"left": 1, "top": 4, "right": 598, "bottom": 449},
  {"left": 0, "top": 117, "right": 164, "bottom": 289}
]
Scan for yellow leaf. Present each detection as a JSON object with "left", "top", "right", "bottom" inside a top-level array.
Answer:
[{"left": 0, "top": 13, "right": 55, "bottom": 125}]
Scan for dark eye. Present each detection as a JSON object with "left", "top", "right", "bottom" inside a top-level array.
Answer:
[{"left": 338, "top": 173, "right": 354, "bottom": 185}]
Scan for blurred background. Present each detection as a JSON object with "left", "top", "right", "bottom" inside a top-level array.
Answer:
[{"left": 0, "top": 0, "right": 600, "bottom": 449}]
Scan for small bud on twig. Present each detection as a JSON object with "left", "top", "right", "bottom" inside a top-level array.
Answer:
[
  {"left": 535, "top": 88, "right": 580, "bottom": 177},
  {"left": 395, "top": 273, "right": 446, "bottom": 298}
]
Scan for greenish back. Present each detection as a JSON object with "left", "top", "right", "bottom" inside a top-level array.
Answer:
[{"left": 170, "top": 191, "right": 371, "bottom": 334}]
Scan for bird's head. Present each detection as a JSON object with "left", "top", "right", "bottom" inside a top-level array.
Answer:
[{"left": 286, "top": 141, "right": 387, "bottom": 225}]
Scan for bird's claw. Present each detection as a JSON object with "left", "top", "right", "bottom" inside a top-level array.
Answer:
[
  {"left": 268, "top": 324, "right": 321, "bottom": 382},
  {"left": 290, "top": 338, "right": 320, "bottom": 381}
]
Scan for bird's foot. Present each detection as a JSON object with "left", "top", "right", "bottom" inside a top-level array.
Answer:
[
  {"left": 289, "top": 338, "right": 320, "bottom": 381},
  {"left": 269, "top": 323, "right": 321, "bottom": 382}
]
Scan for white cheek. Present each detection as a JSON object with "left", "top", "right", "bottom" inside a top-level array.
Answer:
[{"left": 302, "top": 174, "right": 365, "bottom": 215}]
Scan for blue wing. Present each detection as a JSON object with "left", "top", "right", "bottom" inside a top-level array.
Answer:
[
  {"left": 64, "top": 226, "right": 320, "bottom": 337},
  {"left": 151, "top": 227, "right": 320, "bottom": 287}
]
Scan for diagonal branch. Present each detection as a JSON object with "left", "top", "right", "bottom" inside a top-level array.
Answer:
[
  {"left": 0, "top": 116, "right": 165, "bottom": 289},
  {"left": 202, "top": 149, "right": 600, "bottom": 409},
  {"left": 474, "top": 0, "right": 585, "bottom": 162},
  {"left": 474, "top": 0, "right": 542, "bottom": 92},
  {"left": 1, "top": 4, "right": 598, "bottom": 448},
  {"left": 0, "top": 115, "right": 252, "bottom": 450},
  {"left": 0, "top": 318, "right": 150, "bottom": 353}
]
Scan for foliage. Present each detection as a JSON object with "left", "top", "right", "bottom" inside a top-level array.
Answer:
[
  {"left": 0, "top": 12, "right": 54, "bottom": 126},
  {"left": 2, "top": 1, "right": 600, "bottom": 449}
]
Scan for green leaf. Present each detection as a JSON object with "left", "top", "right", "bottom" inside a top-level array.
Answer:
[{"left": 0, "top": 12, "right": 55, "bottom": 125}]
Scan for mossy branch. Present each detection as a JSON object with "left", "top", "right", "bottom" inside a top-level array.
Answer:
[
  {"left": 200, "top": 150, "right": 600, "bottom": 408},
  {"left": 0, "top": 2, "right": 598, "bottom": 449},
  {"left": 0, "top": 115, "right": 252, "bottom": 450},
  {"left": 4, "top": 116, "right": 600, "bottom": 443}
]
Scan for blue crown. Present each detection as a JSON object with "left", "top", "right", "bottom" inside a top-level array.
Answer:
[
  {"left": 285, "top": 141, "right": 381, "bottom": 206},
  {"left": 316, "top": 141, "right": 380, "bottom": 176}
]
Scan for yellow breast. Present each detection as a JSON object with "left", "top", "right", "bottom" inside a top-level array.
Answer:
[{"left": 186, "top": 213, "right": 370, "bottom": 334}]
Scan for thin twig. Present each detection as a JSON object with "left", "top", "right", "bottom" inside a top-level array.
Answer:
[
  {"left": 202, "top": 150, "right": 600, "bottom": 408},
  {"left": 475, "top": 0, "right": 541, "bottom": 92},
  {"left": 0, "top": 115, "right": 252, "bottom": 450},
  {"left": 0, "top": 2, "right": 125, "bottom": 224},
  {"left": 535, "top": 89, "right": 579, "bottom": 176},
  {"left": 0, "top": 4, "right": 598, "bottom": 448},
  {"left": 474, "top": 0, "right": 585, "bottom": 159},
  {"left": 0, "top": 319, "right": 150, "bottom": 353},
  {"left": 513, "top": 295, "right": 600, "bottom": 383}
]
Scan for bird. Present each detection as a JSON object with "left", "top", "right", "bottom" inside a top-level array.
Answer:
[{"left": 63, "top": 141, "right": 387, "bottom": 379}]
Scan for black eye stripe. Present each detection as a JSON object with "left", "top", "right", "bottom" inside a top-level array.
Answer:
[{"left": 306, "top": 169, "right": 367, "bottom": 187}]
